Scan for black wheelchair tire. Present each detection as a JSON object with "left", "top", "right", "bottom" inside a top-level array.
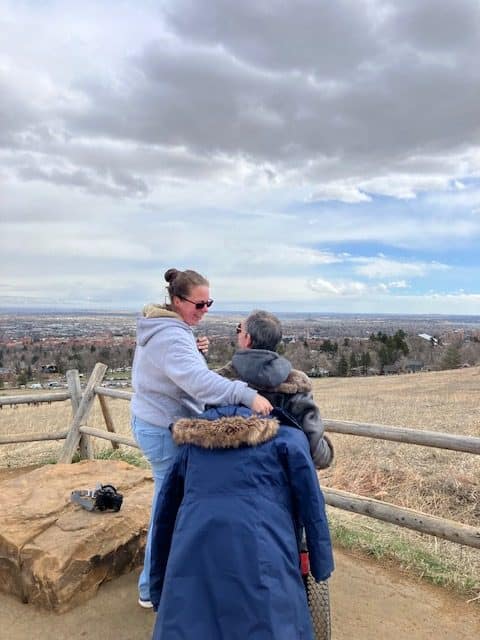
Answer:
[{"left": 305, "top": 574, "right": 331, "bottom": 640}]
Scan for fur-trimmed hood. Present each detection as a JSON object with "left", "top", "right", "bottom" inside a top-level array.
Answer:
[
  {"left": 217, "top": 350, "right": 312, "bottom": 394},
  {"left": 172, "top": 406, "right": 279, "bottom": 449}
]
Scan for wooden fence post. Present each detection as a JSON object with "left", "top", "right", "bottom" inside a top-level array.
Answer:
[
  {"left": 98, "top": 394, "right": 119, "bottom": 450},
  {"left": 67, "top": 369, "right": 93, "bottom": 460},
  {"left": 59, "top": 363, "right": 108, "bottom": 463}
]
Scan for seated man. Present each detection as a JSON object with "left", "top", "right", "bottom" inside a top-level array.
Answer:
[{"left": 217, "top": 310, "right": 334, "bottom": 469}]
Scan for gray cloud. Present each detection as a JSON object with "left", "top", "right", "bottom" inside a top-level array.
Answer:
[
  {"left": 164, "top": 0, "right": 381, "bottom": 77},
  {"left": 1, "top": 0, "right": 479, "bottom": 201},
  {"left": 391, "top": 0, "right": 480, "bottom": 52},
  {"left": 52, "top": 0, "right": 478, "bottom": 192},
  {"left": 16, "top": 163, "right": 148, "bottom": 198},
  {"left": 0, "top": 77, "right": 38, "bottom": 147}
]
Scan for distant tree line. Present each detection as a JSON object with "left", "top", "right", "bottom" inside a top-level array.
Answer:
[
  {"left": 2, "top": 325, "right": 479, "bottom": 389},
  {"left": 0, "top": 341, "right": 134, "bottom": 386}
]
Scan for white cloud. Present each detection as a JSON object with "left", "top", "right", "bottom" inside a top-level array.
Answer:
[
  {"left": 352, "top": 257, "right": 450, "bottom": 279},
  {"left": 309, "top": 184, "right": 371, "bottom": 203},
  {"left": 309, "top": 278, "right": 369, "bottom": 297},
  {"left": 247, "top": 246, "right": 342, "bottom": 267},
  {"left": 358, "top": 174, "right": 452, "bottom": 200}
]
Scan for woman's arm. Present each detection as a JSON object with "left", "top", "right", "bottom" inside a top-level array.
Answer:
[{"left": 158, "top": 330, "right": 272, "bottom": 413}]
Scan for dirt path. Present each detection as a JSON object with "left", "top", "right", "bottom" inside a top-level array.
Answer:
[
  {"left": 329, "top": 550, "right": 479, "bottom": 639},
  {"left": 1, "top": 548, "right": 478, "bottom": 639}
]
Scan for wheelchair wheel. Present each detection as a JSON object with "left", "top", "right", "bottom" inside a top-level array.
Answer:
[{"left": 305, "top": 574, "right": 331, "bottom": 640}]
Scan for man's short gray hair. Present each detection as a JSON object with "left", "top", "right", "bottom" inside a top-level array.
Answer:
[{"left": 244, "top": 310, "right": 282, "bottom": 351}]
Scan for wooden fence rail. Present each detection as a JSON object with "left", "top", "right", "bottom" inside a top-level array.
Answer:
[
  {"left": 0, "top": 392, "right": 70, "bottom": 407},
  {"left": 0, "top": 430, "right": 68, "bottom": 445},
  {"left": 324, "top": 419, "right": 480, "bottom": 455},
  {"left": 1, "top": 364, "right": 479, "bottom": 551},
  {"left": 323, "top": 488, "right": 480, "bottom": 550},
  {"left": 94, "top": 387, "right": 132, "bottom": 401},
  {"left": 79, "top": 425, "right": 138, "bottom": 449}
]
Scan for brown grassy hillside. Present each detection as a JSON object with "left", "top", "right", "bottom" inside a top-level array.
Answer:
[
  {"left": 311, "top": 367, "right": 479, "bottom": 595},
  {"left": 312, "top": 367, "right": 479, "bottom": 525}
]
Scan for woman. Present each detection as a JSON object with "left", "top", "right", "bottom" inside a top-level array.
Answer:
[
  {"left": 149, "top": 405, "right": 334, "bottom": 639},
  {"left": 131, "top": 268, "right": 272, "bottom": 607}
]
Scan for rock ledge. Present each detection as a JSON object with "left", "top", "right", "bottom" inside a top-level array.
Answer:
[{"left": 0, "top": 460, "right": 152, "bottom": 611}]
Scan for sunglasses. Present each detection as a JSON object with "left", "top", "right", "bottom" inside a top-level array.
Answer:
[
  {"left": 236, "top": 323, "right": 242, "bottom": 334},
  {"left": 179, "top": 295, "right": 214, "bottom": 310}
]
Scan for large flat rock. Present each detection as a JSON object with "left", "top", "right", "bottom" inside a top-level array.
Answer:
[{"left": 0, "top": 460, "right": 152, "bottom": 611}]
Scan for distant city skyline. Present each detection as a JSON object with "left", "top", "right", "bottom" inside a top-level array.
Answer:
[{"left": 2, "top": 1, "right": 480, "bottom": 314}]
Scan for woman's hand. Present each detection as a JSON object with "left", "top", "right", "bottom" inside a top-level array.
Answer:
[
  {"left": 196, "top": 335, "right": 210, "bottom": 355},
  {"left": 251, "top": 393, "right": 273, "bottom": 416}
]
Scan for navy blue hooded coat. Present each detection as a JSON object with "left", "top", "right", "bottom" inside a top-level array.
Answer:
[{"left": 150, "top": 406, "right": 334, "bottom": 640}]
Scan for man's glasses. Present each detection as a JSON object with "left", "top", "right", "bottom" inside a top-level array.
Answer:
[
  {"left": 179, "top": 296, "right": 214, "bottom": 310},
  {"left": 236, "top": 323, "right": 242, "bottom": 334}
]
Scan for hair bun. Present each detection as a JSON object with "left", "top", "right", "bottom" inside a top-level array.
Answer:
[{"left": 164, "top": 268, "right": 180, "bottom": 283}]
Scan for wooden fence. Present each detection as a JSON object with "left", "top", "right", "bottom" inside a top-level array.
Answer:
[{"left": 1, "top": 362, "right": 479, "bottom": 550}]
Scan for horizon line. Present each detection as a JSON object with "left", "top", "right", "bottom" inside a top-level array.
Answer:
[{"left": 1, "top": 307, "right": 480, "bottom": 319}]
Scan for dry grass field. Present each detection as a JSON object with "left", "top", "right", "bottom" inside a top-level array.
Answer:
[
  {"left": 1, "top": 366, "right": 479, "bottom": 596},
  {"left": 311, "top": 367, "right": 480, "bottom": 596},
  {"left": 312, "top": 368, "right": 479, "bottom": 523}
]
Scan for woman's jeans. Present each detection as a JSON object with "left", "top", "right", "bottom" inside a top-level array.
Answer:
[{"left": 131, "top": 415, "right": 178, "bottom": 601}]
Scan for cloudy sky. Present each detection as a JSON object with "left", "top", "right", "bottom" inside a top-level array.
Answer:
[{"left": 2, "top": 0, "right": 480, "bottom": 314}]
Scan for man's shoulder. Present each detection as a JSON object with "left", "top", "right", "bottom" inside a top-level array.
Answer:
[
  {"left": 275, "top": 369, "right": 312, "bottom": 394},
  {"left": 216, "top": 358, "right": 312, "bottom": 394},
  {"left": 215, "top": 361, "right": 238, "bottom": 380}
]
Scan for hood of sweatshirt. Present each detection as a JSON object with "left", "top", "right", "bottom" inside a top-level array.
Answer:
[
  {"left": 136, "top": 303, "right": 190, "bottom": 346},
  {"left": 231, "top": 349, "right": 292, "bottom": 389}
]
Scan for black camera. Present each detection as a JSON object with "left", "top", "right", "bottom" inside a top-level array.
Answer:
[
  {"left": 71, "top": 483, "right": 123, "bottom": 512},
  {"left": 94, "top": 484, "right": 123, "bottom": 511}
]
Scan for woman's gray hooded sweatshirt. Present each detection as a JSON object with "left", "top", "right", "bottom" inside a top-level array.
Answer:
[{"left": 131, "top": 305, "right": 256, "bottom": 427}]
